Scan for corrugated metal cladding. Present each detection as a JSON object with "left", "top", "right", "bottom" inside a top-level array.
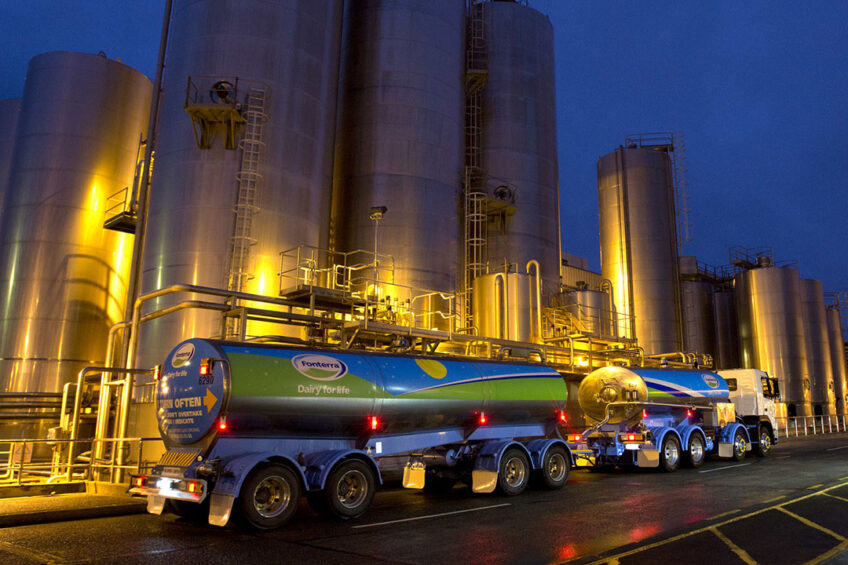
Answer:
[
  {"left": 0, "top": 52, "right": 151, "bottom": 395},
  {"left": 140, "top": 0, "right": 343, "bottom": 365},
  {"left": 561, "top": 265, "right": 602, "bottom": 290},
  {"left": 735, "top": 266, "right": 812, "bottom": 418},
  {"left": 481, "top": 1, "right": 560, "bottom": 293},
  {"left": 826, "top": 307, "right": 848, "bottom": 414},
  {"left": 800, "top": 279, "right": 836, "bottom": 415},
  {"left": 597, "top": 147, "right": 681, "bottom": 356},
  {"left": 332, "top": 0, "right": 464, "bottom": 295},
  {"left": 0, "top": 98, "right": 21, "bottom": 215}
]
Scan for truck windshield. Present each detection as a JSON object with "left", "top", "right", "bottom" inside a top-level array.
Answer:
[{"left": 725, "top": 378, "right": 737, "bottom": 392}]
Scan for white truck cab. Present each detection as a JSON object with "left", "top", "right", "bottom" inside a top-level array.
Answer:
[{"left": 718, "top": 369, "right": 781, "bottom": 454}]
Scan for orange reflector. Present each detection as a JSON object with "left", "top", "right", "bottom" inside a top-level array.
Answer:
[{"left": 370, "top": 416, "right": 379, "bottom": 431}]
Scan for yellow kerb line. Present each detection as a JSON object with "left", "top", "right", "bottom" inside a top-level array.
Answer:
[{"left": 581, "top": 480, "right": 848, "bottom": 565}]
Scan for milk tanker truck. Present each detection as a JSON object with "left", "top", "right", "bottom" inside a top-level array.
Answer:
[
  {"left": 129, "top": 339, "right": 573, "bottom": 529},
  {"left": 572, "top": 366, "right": 780, "bottom": 471}
]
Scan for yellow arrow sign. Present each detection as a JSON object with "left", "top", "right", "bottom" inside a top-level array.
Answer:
[{"left": 204, "top": 387, "right": 218, "bottom": 413}]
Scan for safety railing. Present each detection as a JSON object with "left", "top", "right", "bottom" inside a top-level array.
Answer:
[
  {"left": 0, "top": 436, "right": 164, "bottom": 486},
  {"left": 775, "top": 414, "right": 848, "bottom": 438}
]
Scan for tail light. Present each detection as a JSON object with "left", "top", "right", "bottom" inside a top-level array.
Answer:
[
  {"left": 133, "top": 475, "right": 146, "bottom": 488},
  {"left": 200, "top": 358, "right": 212, "bottom": 376},
  {"left": 369, "top": 416, "right": 381, "bottom": 431},
  {"left": 218, "top": 418, "right": 227, "bottom": 431},
  {"left": 478, "top": 412, "right": 487, "bottom": 425},
  {"left": 619, "top": 433, "right": 645, "bottom": 443},
  {"left": 152, "top": 365, "right": 161, "bottom": 381}
]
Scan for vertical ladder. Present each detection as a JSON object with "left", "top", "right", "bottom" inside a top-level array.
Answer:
[
  {"left": 463, "top": 0, "right": 489, "bottom": 328},
  {"left": 672, "top": 131, "right": 692, "bottom": 247},
  {"left": 226, "top": 86, "right": 268, "bottom": 335}
]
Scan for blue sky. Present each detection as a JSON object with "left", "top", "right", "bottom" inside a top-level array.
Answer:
[{"left": 2, "top": 1, "right": 846, "bottom": 293}]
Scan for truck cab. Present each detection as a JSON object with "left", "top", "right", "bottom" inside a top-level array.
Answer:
[{"left": 718, "top": 369, "right": 780, "bottom": 455}]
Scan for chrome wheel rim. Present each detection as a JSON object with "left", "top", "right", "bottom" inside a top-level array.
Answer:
[
  {"left": 547, "top": 453, "right": 567, "bottom": 482},
  {"left": 253, "top": 475, "right": 291, "bottom": 519},
  {"left": 760, "top": 431, "right": 771, "bottom": 453},
  {"left": 664, "top": 440, "right": 679, "bottom": 466},
  {"left": 735, "top": 434, "right": 747, "bottom": 457},
  {"left": 689, "top": 437, "right": 704, "bottom": 463},
  {"left": 336, "top": 469, "right": 368, "bottom": 509},
  {"left": 503, "top": 456, "right": 527, "bottom": 487}
]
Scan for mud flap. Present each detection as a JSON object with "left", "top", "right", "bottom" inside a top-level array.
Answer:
[
  {"left": 718, "top": 442, "right": 733, "bottom": 458},
  {"left": 208, "top": 493, "right": 235, "bottom": 527},
  {"left": 147, "top": 495, "right": 165, "bottom": 515},
  {"left": 636, "top": 448, "right": 659, "bottom": 467},
  {"left": 402, "top": 462, "right": 426, "bottom": 489},
  {"left": 472, "top": 470, "right": 498, "bottom": 494}
]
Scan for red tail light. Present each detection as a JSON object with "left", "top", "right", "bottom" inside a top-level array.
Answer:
[
  {"left": 152, "top": 365, "right": 161, "bottom": 381},
  {"left": 218, "top": 419, "right": 227, "bottom": 431},
  {"left": 187, "top": 481, "right": 198, "bottom": 494},
  {"left": 200, "top": 358, "right": 212, "bottom": 376},
  {"left": 643, "top": 410, "right": 648, "bottom": 419},
  {"left": 479, "top": 412, "right": 487, "bottom": 425},
  {"left": 557, "top": 410, "right": 567, "bottom": 423},
  {"left": 686, "top": 410, "right": 693, "bottom": 418},
  {"left": 370, "top": 416, "right": 380, "bottom": 431},
  {"left": 134, "top": 476, "right": 146, "bottom": 488}
]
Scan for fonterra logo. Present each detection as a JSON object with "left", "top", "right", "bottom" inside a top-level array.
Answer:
[
  {"left": 172, "top": 343, "right": 195, "bottom": 368},
  {"left": 702, "top": 374, "right": 720, "bottom": 389},
  {"left": 292, "top": 354, "right": 348, "bottom": 381}
]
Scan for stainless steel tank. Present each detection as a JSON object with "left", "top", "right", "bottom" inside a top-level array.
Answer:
[
  {"left": 480, "top": 1, "right": 560, "bottom": 294},
  {"left": 713, "top": 289, "right": 739, "bottom": 370},
  {"left": 0, "top": 52, "right": 151, "bottom": 402},
  {"left": 331, "top": 0, "right": 464, "bottom": 296},
  {"left": 140, "top": 1, "right": 344, "bottom": 364},
  {"left": 0, "top": 98, "right": 21, "bottom": 216},
  {"left": 735, "top": 266, "right": 811, "bottom": 417},
  {"left": 473, "top": 272, "right": 537, "bottom": 342},
  {"left": 681, "top": 280, "right": 717, "bottom": 362},
  {"left": 801, "top": 279, "right": 836, "bottom": 415},
  {"left": 826, "top": 307, "right": 848, "bottom": 414},
  {"left": 565, "top": 288, "right": 613, "bottom": 337},
  {"left": 597, "top": 147, "right": 682, "bottom": 355}
]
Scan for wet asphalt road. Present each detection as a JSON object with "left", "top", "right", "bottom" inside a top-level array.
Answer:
[{"left": 1, "top": 433, "right": 847, "bottom": 564}]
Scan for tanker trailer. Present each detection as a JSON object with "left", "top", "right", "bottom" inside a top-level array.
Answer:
[
  {"left": 130, "top": 339, "right": 572, "bottom": 529},
  {"left": 573, "top": 366, "right": 777, "bottom": 472}
]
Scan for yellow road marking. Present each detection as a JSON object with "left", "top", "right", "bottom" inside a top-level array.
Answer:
[
  {"left": 806, "top": 540, "right": 848, "bottom": 565},
  {"left": 707, "top": 509, "right": 740, "bottom": 520},
  {"left": 762, "top": 495, "right": 786, "bottom": 504},
  {"left": 710, "top": 526, "right": 757, "bottom": 565},
  {"left": 807, "top": 483, "right": 824, "bottom": 490},
  {"left": 823, "top": 493, "right": 848, "bottom": 503},
  {"left": 777, "top": 507, "right": 846, "bottom": 541},
  {"left": 839, "top": 476, "right": 848, "bottom": 480},
  {"left": 0, "top": 541, "right": 64, "bottom": 565},
  {"left": 581, "top": 480, "right": 848, "bottom": 565}
]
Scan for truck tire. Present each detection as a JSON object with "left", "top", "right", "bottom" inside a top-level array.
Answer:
[
  {"left": 237, "top": 463, "right": 300, "bottom": 530},
  {"left": 323, "top": 459, "right": 376, "bottom": 520},
  {"left": 660, "top": 435, "right": 681, "bottom": 472},
  {"left": 536, "top": 446, "right": 570, "bottom": 489},
  {"left": 732, "top": 428, "right": 748, "bottom": 461},
  {"left": 498, "top": 448, "right": 530, "bottom": 495},
  {"left": 684, "top": 434, "right": 706, "bottom": 468},
  {"left": 755, "top": 425, "right": 773, "bottom": 457}
]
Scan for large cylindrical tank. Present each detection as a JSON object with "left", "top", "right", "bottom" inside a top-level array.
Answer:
[
  {"left": 156, "top": 339, "right": 567, "bottom": 451},
  {"left": 800, "top": 279, "right": 836, "bottom": 415},
  {"left": 681, "top": 280, "right": 717, "bottom": 362},
  {"left": 0, "top": 53, "right": 151, "bottom": 399},
  {"left": 0, "top": 98, "right": 21, "bottom": 215},
  {"left": 564, "top": 289, "right": 613, "bottom": 337},
  {"left": 331, "top": 0, "right": 464, "bottom": 295},
  {"left": 472, "top": 272, "right": 537, "bottom": 342},
  {"left": 826, "top": 307, "right": 848, "bottom": 414},
  {"left": 578, "top": 366, "right": 728, "bottom": 423},
  {"left": 735, "top": 266, "right": 811, "bottom": 417},
  {"left": 480, "top": 1, "right": 560, "bottom": 294},
  {"left": 713, "top": 289, "right": 739, "bottom": 370},
  {"left": 597, "top": 147, "right": 681, "bottom": 356},
  {"left": 140, "top": 1, "right": 344, "bottom": 364}
]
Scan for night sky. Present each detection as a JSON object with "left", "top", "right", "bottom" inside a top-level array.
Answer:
[{"left": 2, "top": 1, "right": 846, "bottom": 293}]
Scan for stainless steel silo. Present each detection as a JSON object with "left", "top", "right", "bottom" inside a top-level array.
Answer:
[
  {"left": 597, "top": 147, "right": 682, "bottom": 356},
  {"left": 473, "top": 272, "right": 536, "bottom": 342},
  {"left": 801, "top": 279, "right": 836, "bottom": 415},
  {"left": 713, "top": 289, "right": 739, "bottom": 370},
  {"left": 735, "top": 266, "right": 811, "bottom": 417},
  {"left": 140, "top": 1, "right": 344, "bottom": 364},
  {"left": 0, "top": 98, "right": 21, "bottom": 215},
  {"left": 480, "top": 1, "right": 560, "bottom": 294},
  {"left": 331, "top": 0, "right": 464, "bottom": 296},
  {"left": 565, "top": 288, "right": 614, "bottom": 337},
  {"left": 826, "top": 307, "right": 848, "bottom": 414},
  {"left": 0, "top": 53, "right": 151, "bottom": 407},
  {"left": 681, "top": 280, "right": 717, "bottom": 363}
]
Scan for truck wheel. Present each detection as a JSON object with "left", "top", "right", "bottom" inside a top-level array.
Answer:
[
  {"left": 537, "top": 446, "right": 570, "bottom": 489},
  {"left": 755, "top": 426, "right": 772, "bottom": 457},
  {"left": 323, "top": 459, "right": 376, "bottom": 520},
  {"left": 660, "top": 435, "right": 681, "bottom": 472},
  {"left": 237, "top": 464, "right": 300, "bottom": 530},
  {"left": 732, "top": 428, "right": 748, "bottom": 461},
  {"left": 498, "top": 448, "right": 530, "bottom": 495},
  {"left": 684, "top": 434, "right": 706, "bottom": 468}
]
